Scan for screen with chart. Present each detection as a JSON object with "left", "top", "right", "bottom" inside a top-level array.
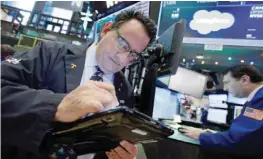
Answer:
[{"left": 157, "top": 1, "right": 263, "bottom": 46}]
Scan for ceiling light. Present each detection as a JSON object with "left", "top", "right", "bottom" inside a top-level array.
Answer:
[
  {"left": 201, "top": 61, "right": 205, "bottom": 64},
  {"left": 215, "top": 61, "right": 219, "bottom": 65},
  {"left": 228, "top": 57, "right": 232, "bottom": 60},
  {"left": 250, "top": 62, "right": 254, "bottom": 65},
  {"left": 241, "top": 60, "right": 245, "bottom": 63},
  {"left": 196, "top": 54, "right": 204, "bottom": 59}
]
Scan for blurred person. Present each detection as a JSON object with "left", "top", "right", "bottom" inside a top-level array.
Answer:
[{"left": 1, "top": 44, "right": 15, "bottom": 61}]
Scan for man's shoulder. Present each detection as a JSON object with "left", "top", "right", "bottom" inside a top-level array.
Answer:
[
  {"left": 41, "top": 41, "right": 90, "bottom": 56},
  {"left": 249, "top": 87, "right": 263, "bottom": 110},
  {"left": 252, "top": 86, "right": 263, "bottom": 102},
  {"left": 41, "top": 41, "right": 66, "bottom": 48}
]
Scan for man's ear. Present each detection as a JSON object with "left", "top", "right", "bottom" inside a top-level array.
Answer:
[
  {"left": 241, "top": 75, "right": 250, "bottom": 84},
  {"left": 100, "top": 22, "right": 113, "bottom": 38}
]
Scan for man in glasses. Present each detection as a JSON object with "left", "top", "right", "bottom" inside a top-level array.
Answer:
[{"left": 1, "top": 10, "right": 157, "bottom": 159}]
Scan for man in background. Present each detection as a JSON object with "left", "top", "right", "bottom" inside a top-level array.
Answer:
[{"left": 180, "top": 65, "right": 263, "bottom": 156}]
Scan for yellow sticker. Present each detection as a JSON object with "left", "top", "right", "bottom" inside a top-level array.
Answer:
[{"left": 71, "top": 63, "right": 77, "bottom": 68}]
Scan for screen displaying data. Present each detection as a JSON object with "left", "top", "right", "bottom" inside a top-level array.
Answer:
[
  {"left": 209, "top": 94, "right": 228, "bottom": 108},
  {"left": 157, "top": 1, "right": 263, "bottom": 46},
  {"left": 207, "top": 109, "right": 228, "bottom": 124}
]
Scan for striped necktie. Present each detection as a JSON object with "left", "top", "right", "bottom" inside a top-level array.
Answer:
[{"left": 90, "top": 66, "right": 104, "bottom": 82}]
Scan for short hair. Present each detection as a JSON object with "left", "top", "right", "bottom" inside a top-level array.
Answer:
[
  {"left": 111, "top": 10, "right": 157, "bottom": 44},
  {"left": 1, "top": 44, "right": 15, "bottom": 58},
  {"left": 224, "top": 64, "right": 263, "bottom": 83}
]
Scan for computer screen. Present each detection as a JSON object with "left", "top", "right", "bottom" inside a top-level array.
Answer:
[
  {"left": 207, "top": 94, "right": 228, "bottom": 124},
  {"left": 228, "top": 93, "right": 246, "bottom": 119},
  {"left": 157, "top": 1, "right": 263, "bottom": 47},
  {"left": 152, "top": 87, "right": 179, "bottom": 120},
  {"left": 209, "top": 94, "right": 228, "bottom": 108},
  {"left": 207, "top": 108, "right": 228, "bottom": 124},
  {"left": 233, "top": 106, "right": 243, "bottom": 119},
  {"left": 157, "top": 19, "right": 186, "bottom": 77},
  {"left": 168, "top": 67, "right": 208, "bottom": 98}
]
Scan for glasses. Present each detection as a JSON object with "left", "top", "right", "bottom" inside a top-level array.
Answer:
[{"left": 115, "top": 29, "right": 140, "bottom": 61}]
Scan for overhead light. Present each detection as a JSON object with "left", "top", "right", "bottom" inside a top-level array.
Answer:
[
  {"left": 196, "top": 54, "right": 204, "bottom": 59},
  {"left": 183, "top": 58, "right": 186, "bottom": 62},
  {"left": 215, "top": 61, "right": 219, "bottom": 65},
  {"left": 250, "top": 62, "right": 254, "bottom": 65},
  {"left": 241, "top": 60, "right": 245, "bottom": 63},
  {"left": 228, "top": 57, "right": 232, "bottom": 60},
  {"left": 201, "top": 61, "right": 205, "bottom": 64},
  {"left": 107, "top": 1, "right": 114, "bottom": 8}
]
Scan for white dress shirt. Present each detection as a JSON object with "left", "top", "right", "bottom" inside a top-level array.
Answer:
[
  {"left": 80, "top": 43, "right": 114, "bottom": 85},
  {"left": 247, "top": 84, "right": 263, "bottom": 102}
]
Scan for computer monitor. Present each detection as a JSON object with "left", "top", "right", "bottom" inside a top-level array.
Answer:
[
  {"left": 209, "top": 94, "right": 228, "bottom": 108},
  {"left": 233, "top": 106, "right": 243, "bottom": 119},
  {"left": 168, "top": 67, "right": 208, "bottom": 99},
  {"left": 157, "top": 19, "right": 186, "bottom": 76},
  {"left": 138, "top": 20, "right": 186, "bottom": 117},
  {"left": 207, "top": 108, "right": 228, "bottom": 124},
  {"left": 207, "top": 94, "right": 228, "bottom": 124},
  {"left": 157, "top": 1, "right": 263, "bottom": 47},
  {"left": 152, "top": 87, "right": 179, "bottom": 120},
  {"left": 227, "top": 93, "right": 247, "bottom": 119}
]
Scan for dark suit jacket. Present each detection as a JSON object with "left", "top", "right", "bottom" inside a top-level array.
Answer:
[{"left": 1, "top": 41, "right": 134, "bottom": 159}]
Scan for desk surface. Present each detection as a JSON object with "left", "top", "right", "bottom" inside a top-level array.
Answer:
[
  {"left": 162, "top": 120, "right": 200, "bottom": 145},
  {"left": 181, "top": 117, "right": 202, "bottom": 125},
  {"left": 169, "top": 128, "right": 200, "bottom": 145}
]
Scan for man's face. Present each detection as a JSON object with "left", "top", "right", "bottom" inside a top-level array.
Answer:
[
  {"left": 223, "top": 72, "right": 246, "bottom": 98},
  {"left": 95, "top": 19, "right": 150, "bottom": 73}
]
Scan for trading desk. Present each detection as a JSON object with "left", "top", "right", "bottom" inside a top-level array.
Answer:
[
  {"left": 141, "top": 123, "right": 256, "bottom": 159},
  {"left": 168, "top": 126, "right": 200, "bottom": 145}
]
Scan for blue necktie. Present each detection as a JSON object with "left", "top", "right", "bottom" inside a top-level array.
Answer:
[{"left": 90, "top": 66, "right": 104, "bottom": 82}]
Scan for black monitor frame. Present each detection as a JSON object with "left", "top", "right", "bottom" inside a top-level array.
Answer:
[{"left": 137, "top": 19, "right": 186, "bottom": 117}]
